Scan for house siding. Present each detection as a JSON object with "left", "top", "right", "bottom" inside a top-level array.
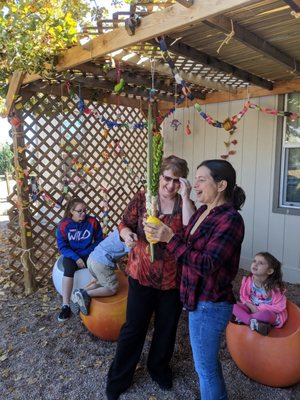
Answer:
[{"left": 162, "top": 95, "right": 300, "bottom": 283}]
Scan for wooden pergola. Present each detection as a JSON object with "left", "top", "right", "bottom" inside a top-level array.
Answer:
[{"left": 4, "top": 0, "right": 300, "bottom": 294}]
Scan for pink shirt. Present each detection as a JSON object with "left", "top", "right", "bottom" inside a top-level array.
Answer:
[{"left": 240, "top": 275, "right": 288, "bottom": 328}]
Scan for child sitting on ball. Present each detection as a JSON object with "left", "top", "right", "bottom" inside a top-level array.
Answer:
[
  {"left": 70, "top": 229, "right": 129, "bottom": 316},
  {"left": 232, "top": 252, "right": 287, "bottom": 336}
]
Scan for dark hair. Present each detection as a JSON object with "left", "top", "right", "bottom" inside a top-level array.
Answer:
[
  {"left": 256, "top": 252, "right": 285, "bottom": 293},
  {"left": 160, "top": 155, "right": 189, "bottom": 178},
  {"left": 63, "top": 197, "right": 86, "bottom": 219},
  {"left": 198, "top": 159, "right": 246, "bottom": 210}
]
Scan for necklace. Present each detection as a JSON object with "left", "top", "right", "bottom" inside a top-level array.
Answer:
[{"left": 157, "top": 194, "right": 180, "bottom": 224}]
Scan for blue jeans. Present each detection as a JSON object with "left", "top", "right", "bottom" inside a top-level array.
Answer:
[{"left": 189, "top": 301, "right": 233, "bottom": 400}]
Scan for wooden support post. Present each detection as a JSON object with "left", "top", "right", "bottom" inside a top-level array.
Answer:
[
  {"left": 5, "top": 171, "right": 11, "bottom": 196},
  {"left": 11, "top": 113, "right": 36, "bottom": 294}
]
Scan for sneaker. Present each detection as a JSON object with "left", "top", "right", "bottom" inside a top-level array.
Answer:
[
  {"left": 250, "top": 319, "right": 271, "bottom": 336},
  {"left": 73, "top": 289, "right": 91, "bottom": 316},
  {"left": 256, "top": 321, "right": 272, "bottom": 336},
  {"left": 70, "top": 289, "right": 80, "bottom": 315},
  {"left": 70, "top": 300, "right": 80, "bottom": 315},
  {"left": 58, "top": 305, "right": 71, "bottom": 322}
]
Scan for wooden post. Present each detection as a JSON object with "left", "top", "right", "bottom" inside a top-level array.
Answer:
[
  {"left": 11, "top": 112, "right": 36, "bottom": 294},
  {"left": 5, "top": 171, "right": 11, "bottom": 196}
]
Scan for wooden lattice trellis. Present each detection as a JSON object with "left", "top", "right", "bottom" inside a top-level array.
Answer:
[{"left": 8, "top": 92, "right": 147, "bottom": 293}]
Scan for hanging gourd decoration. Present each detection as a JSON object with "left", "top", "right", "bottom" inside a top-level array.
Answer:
[
  {"left": 223, "top": 118, "right": 236, "bottom": 134},
  {"left": 186, "top": 120, "right": 191, "bottom": 135},
  {"left": 146, "top": 105, "right": 164, "bottom": 262},
  {"left": 103, "top": 128, "right": 109, "bottom": 140},
  {"left": 10, "top": 113, "right": 22, "bottom": 128},
  {"left": 114, "top": 78, "right": 125, "bottom": 94}
]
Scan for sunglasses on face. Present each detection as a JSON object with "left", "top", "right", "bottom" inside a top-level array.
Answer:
[
  {"left": 73, "top": 209, "right": 87, "bottom": 214},
  {"left": 162, "top": 174, "right": 180, "bottom": 185}
]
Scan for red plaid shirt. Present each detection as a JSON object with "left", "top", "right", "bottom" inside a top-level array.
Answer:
[
  {"left": 119, "top": 191, "right": 184, "bottom": 290},
  {"left": 167, "top": 203, "right": 245, "bottom": 310}
]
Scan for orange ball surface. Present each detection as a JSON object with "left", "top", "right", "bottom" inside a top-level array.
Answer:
[
  {"left": 80, "top": 270, "right": 128, "bottom": 341},
  {"left": 226, "top": 301, "right": 300, "bottom": 387}
]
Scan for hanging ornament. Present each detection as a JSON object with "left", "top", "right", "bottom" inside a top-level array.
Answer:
[
  {"left": 114, "top": 78, "right": 125, "bottom": 94},
  {"left": 170, "top": 119, "right": 181, "bottom": 131},
  {"left": 9, "top": 113, "right": 22, "bottom": 128},
  {"left": 186, "top": 120, "right": 191, "bottom": 135},
  {"left": 102, "top": 128, "right": 109, "bottom": 140}
]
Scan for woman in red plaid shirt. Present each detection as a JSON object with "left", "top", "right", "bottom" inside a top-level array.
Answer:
[
  {"left": 106, "top": 155, "right": 195, "bottom": 400},
  {"left": 145, "top": 159, "right": 246, "bottom": 400}
]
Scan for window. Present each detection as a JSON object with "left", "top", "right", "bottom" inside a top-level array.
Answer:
[{"left": 274, "top": 93, "right": 300, "bottom": 214}]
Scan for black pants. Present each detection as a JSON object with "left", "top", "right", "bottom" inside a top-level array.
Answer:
[
  {"left": 62, "top": 255, "right": 88, "bottom": 277},
  {"left": 106, "top": 276, "right": 182, "bottom": 396}
]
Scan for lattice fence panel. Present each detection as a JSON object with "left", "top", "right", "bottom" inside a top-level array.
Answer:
[{"left": 8, "top": 92, "right": 147, "bottom": 292}]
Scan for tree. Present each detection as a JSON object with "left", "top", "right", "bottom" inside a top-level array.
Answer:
[
  {"left": 0, "top": 0, "right": 171, "bottom": 114},
  {"left": 0, "top": 142, "right": 14, "bottom": 175},
  {"left": 0, "top": 0, "right": 94, "bottom": 112}
]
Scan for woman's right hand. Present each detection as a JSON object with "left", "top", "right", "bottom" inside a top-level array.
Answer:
[
  {"left": 76, "top": 258, "right": 85, "bottom": 268},
  {"left": 179, "top": 177, "right": 192, "bottom": 199}
]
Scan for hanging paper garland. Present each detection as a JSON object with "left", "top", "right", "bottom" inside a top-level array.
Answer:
[{"left": 100, "top": 187, "right": 109, "bottom": 236}]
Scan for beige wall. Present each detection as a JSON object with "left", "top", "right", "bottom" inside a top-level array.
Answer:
[{"left": 162, "top": 95, "right": 300, "bottom": 283}]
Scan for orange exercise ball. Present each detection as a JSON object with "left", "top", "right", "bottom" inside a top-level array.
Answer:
[
  {"left": 80, "top": 270, "right": 128, "bottom": 341},
  {"left": 226, "top": 301, "right": 300, "bottom": 387}
]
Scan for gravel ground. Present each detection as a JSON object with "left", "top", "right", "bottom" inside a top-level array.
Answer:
[{"left": 0, "top": 220, "right": 299, "bottom": 400}]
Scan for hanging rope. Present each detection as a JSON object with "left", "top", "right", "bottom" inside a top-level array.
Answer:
[{"left": 217, "top": 19, "right": 235, "bottom": 54}]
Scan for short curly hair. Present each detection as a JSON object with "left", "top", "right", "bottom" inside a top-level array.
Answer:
[{"left": 160, "top": 155, "right": 189, "bottom": 178}]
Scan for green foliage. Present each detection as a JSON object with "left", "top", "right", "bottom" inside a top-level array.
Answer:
[
  {"left": 150, "top": 131, "right": 164, "bottom": 195},
  {"left": 0, "top": 0, "right": 92, "bottom": 104},
  {"left": 0, "top": 142, "right": 14, "bottom": 174}
]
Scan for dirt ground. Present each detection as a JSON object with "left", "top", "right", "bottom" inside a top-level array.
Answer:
[{"left": 0, "top": 219, "right": 299, "bottom": 400}]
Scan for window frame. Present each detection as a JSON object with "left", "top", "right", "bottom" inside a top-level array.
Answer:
[{"left": 273, "top": 94, "right": 300, "bottom": 216}]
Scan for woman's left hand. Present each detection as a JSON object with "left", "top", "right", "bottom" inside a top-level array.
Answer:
[{"left": 144, "top": 219, "right": 174, "bottom": 243}]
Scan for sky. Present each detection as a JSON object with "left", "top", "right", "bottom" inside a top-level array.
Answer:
[
  {"left": 0, "top": 1, "right": 130, "bottom": 145},
  {"left": 0, "top": 117, "right": 11, "bottom": 145}
]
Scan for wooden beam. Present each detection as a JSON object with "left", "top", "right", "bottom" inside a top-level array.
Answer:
[
  {"left": 284, "top": 0, "right": 300, "bottom": 12},
  {"left": 1, "top": 71, "right": 24, "bottom": 117},
  {"left": 159, "top": 78, "right": 300, "bottom": 109},
  {"left": 108, "top": 49, "right": 236, "bottom": 93},
  {"left": 104, "top": 68, "right": 206, "bottom": 99},
  {"left": 176, "top": 0, "right": 194, "bottom": 7},
  {"left": 23, "top": 78, "right": 180, "bottom": 104},
  {"left": 158, "top": 37, "right": 273, "bottom": 90},
  {"left": 204, "top": 15, "right": 300, "bottom": 74},
  {"left": 22, "top": 0, "right": 258, "bottom": 85}
]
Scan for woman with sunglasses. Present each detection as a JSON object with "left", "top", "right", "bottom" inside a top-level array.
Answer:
[
  {"left": 106, "top": 155, "right": 195, "bottom": 400},
  {"left": 56, "top": 197, "right": 102, "bottom": 322}
]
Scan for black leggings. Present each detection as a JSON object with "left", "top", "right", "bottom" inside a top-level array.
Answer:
[
  {"left": 63, "top": 256, "right": 88, "bottom": 278},
  {"left": 106, "top": 276, "right": 182, "bottom": 395}
]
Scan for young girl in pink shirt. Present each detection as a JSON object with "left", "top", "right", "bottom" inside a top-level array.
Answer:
[{"left": 233, "top": 252, "right": 287, "bottom": 335}]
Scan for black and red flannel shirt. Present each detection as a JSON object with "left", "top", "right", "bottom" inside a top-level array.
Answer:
[{"left": 167, "top": 203, "right": 245, "bottom": 310}]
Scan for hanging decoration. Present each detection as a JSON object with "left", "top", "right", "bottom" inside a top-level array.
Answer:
[
  {"left": 186, "top": 120, "right": 192, "bottom": 135},
  {"left": 100, "top": 187, "right": 109, "bottom": 236},
  {"left": 9, "top": 112, "right": 22, "bottom": 128},
  {"left": 155, "top": 36, "right": 194, "bottom": 101}
]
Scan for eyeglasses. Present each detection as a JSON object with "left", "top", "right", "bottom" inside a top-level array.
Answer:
[
  {"left": 73, "top": 209, "right": 87, "bottom": 214},
  {"left": 162, "top": 174, "right": 180, "bottom": 185}
]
